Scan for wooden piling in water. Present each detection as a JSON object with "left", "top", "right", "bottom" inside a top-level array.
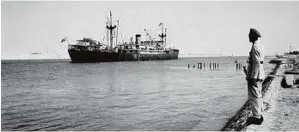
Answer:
[{"left": 236, "top": 63, "right": 242, "bottom": 70}]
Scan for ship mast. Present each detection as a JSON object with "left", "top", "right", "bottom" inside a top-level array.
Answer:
[
  {"left": 106, "top": 11, "right": 116, "bottom": 51},
  {"left": 116, "top": 20, "right": 119, "bottom": 45},
  {"left": 165, "top": 28, "right": 167, "bottom": 49},
  {"left": 159, "top": 23, "right": 166, "bottom": 50}
]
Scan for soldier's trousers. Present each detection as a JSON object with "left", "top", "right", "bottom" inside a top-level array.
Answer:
[{"left": 247, "top": 79, "right": 264, "bottom": 118}]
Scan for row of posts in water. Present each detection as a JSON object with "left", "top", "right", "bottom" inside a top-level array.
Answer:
[
  {"left": 188, "top": 63, "right": 220, "bottom": 69},
  {"left": 187, "top": 62, "right": 245, "bottom": 70},
  {"left": 236, "top": 63, "right": 244, "bottom": 70}
]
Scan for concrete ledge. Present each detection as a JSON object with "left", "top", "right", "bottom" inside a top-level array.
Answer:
[
  {"left": 285, "top": 69, "right": 299, "bottom": 74},
  {"left": 269, "top": 59, "right": 286, "bottom": 64}
]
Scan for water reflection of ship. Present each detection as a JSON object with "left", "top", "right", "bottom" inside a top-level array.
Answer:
[{"left": 63, "top": 12, "right": 179, "bottom": 63}]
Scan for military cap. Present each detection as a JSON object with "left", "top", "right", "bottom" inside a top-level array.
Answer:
[{"left": 249, "top": 28, "right": 261, "bottom": 38}]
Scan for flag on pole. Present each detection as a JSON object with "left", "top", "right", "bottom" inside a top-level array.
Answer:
[{"left": 61, "top": 37, "right": 67, "bottom": 43}]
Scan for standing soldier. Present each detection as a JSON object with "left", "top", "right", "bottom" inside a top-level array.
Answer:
[{"left": 246, "top": 28, "right": 265, "bottom": 125}]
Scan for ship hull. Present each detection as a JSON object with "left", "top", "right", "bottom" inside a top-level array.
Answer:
[{"left": 68, "top": 49, "right": 179, "bottom": 63}]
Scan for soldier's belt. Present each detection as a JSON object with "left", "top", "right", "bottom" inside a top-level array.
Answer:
[{"left": 249, "top": 61, "right": 263, "bottom": 64}]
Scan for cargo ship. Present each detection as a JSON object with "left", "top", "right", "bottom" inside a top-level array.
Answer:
[{"left": 62, "top": 12, "right": 179, "bottom": 63}]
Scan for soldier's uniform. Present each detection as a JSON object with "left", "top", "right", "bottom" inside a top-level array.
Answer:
[{"left": 247, "top": 30, "right": 265, "bottom": 119}]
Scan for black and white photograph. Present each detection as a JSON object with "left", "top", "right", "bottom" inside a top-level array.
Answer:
[{"left": 1, "top": 1, "right": 299, "bottom": 131}]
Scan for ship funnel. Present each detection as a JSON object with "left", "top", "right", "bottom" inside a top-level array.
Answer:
[{"left": 135, "top": 34, "right": 141, "bottom": 44}]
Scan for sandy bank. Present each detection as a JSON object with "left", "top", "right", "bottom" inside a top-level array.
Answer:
[
  {"left": 221, "top": 59, "right": 290, "bottom": 131},
  {"left": 268, "top": 86, "right": 299, "bottom": 131},
  {"left": 246, "top": 56, "right": 299, "bottom": 131},
  {"left": 247, "top": 76, "right": 299, "bottom": 131}
]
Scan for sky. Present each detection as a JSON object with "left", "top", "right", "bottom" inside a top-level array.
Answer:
[{"left": 1, "top": 1, "right": 299, "bottom": 59}]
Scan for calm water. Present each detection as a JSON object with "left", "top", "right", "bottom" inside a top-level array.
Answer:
[{"left": 1, "top": 57, "right": 275, "bottom": 131}]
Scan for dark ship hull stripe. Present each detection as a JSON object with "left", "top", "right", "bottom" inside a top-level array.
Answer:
[{"left": 68, "top": 50, "right": 179, "bottom": 63}]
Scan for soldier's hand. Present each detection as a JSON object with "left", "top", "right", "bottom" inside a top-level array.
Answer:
[{"left": 246, "top": 76, "right": 250, "bottom": 81}]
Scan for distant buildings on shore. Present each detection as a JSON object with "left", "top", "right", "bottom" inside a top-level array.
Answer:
[{"left": 285, "top": 51, "right": 299, "bottom": 55}]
